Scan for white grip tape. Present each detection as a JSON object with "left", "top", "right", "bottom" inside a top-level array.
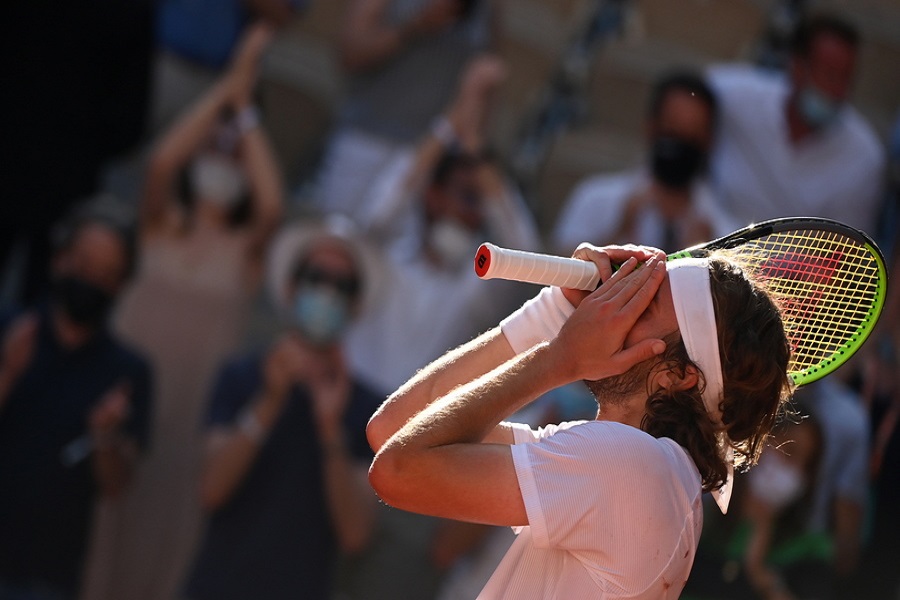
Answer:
[{"left": 474, "top": 243, "right": 600, "bottom": 291}]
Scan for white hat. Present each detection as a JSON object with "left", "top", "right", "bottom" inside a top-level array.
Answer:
[{"left": 265, "top": 215, "right": 387, "bottom": 316}]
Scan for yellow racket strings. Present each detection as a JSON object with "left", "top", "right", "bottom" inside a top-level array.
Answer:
[{"left": 737, "top": 229, "right": 881, "bottom": 378}]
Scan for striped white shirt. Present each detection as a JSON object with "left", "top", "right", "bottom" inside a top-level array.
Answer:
[{"left": 478, "top": 421, "right": 703, "bottom": 599}]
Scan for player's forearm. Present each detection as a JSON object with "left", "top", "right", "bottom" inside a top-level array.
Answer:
[
  {"left": 366, "top": 327, "right": 516, "bottom": 453},
  {"left": 369, "top": 342, "right": 569, "bottom": 520},
  {"left": 387, "top": 341, "right": 570, "bottom": 450}
]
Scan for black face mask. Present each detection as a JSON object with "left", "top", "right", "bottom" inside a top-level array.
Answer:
[
  {"left": 650, "top": 136, "right": 707, "bottom": 190},
  {"left": 51, "top": 275, "right": 115, "bottom": 328}
]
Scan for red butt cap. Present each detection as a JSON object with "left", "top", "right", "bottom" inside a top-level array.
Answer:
[{"left": 474, "top": 244, "right": 492, "bottom": 278}]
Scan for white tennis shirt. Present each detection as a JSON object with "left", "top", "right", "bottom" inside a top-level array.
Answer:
[{"left": 478, "top": 420, "right": 703, "bottom": 599}]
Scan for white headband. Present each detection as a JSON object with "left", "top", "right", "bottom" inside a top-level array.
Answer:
[{"left": 667, "top": 258, "right": 733, "bottom": 514}]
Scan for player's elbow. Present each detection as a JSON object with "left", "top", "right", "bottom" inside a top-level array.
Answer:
[
  {"left": 365, "top": 410, "right": 391, "bottom": 454},
  {"left": 368, "top": 448, "right": 412, "bottom": 509}
]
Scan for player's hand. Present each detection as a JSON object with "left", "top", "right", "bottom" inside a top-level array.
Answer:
[
  {"left": 552, "top": 255, "right": 667, "bottom": 382},
  {"left": 561, "top": 244, "right": 665, "bottom": 308},
  {"left": 0, "top": 312, "right": 39, "bottom": 385}
]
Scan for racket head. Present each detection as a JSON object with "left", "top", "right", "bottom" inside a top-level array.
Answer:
[{"left": 670, "top": 217, "right": 888, "bottom": 387}]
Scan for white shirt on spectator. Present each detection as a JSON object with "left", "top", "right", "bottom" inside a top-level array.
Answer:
[
  {"left": 552, "top": 169, "right": 739, "bottom": 255},
  {"left": 345, "top": 151, "right": 541, "bottom": 396},
  {"left": 803, "top": 378, "right": 871, "bottom": 532},
  {"left": 706, "top": 64, "right": 885, "bottom": 233},
  {"left": 477, "top": 420, "right": 703, "bottom": 599}
]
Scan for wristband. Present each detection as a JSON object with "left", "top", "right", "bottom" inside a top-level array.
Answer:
[
  {"left": 430, "top": 115, "right": 459, "bottom": 149},
  {"left": 500, "top": 286, "right": 575, "bottom": 355},
  {"left": 234, "top": 105, "right": 261, "bottom": 136},
  {"left": 237, "top": 405, "right": 268, "bottom": 444}
]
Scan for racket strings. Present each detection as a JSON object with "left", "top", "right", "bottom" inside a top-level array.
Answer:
[{"left": 733, "top": 230, "right": 882, "bottom": 381}]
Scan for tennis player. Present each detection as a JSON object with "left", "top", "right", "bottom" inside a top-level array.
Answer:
[{"left": 367, "top": 244, "right": 793, "bottom": 599}]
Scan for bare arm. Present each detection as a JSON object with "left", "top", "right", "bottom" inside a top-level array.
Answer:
[
  {"left": 141, "top": 23, "right": 273, "bottom": 233},
  {"left": 339, "top": 0, "right": 461, "bottom": 72},
  {"left": 89, "top": 384, "right": 140, "bottom": 498},
  {"left": 743, "top": 496, "right": 797, "bottom": 600},
  {"left": 368, "top": 257, "right": 667, "bottom": 526},
  {"left": 832, "top": 497, "right": 863, "bottom": 576},
  {"left": 141, "top": 78, "right": 238, "bottom": 232},
  {"left": 234, "top": 106, "right": 284, "bottom": 258},
  {"left": 198, "top": 391, "right": 285, "bottom": 510},
  {"left": 0, "top": 313, "right": 38, "bottom": 413},
  {"left": 243, "top": 0, "right": 297, "bottom": 27},
  {"left": 366, "top": 328, "right": 518, "bottom": 455},
  {"left": 309, "top": 356, "right": 378, "bottom": 555}
]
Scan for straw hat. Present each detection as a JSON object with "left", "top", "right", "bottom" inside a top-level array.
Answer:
[{"left": 265, "top": 215, "right": 388, "bottom": 317}]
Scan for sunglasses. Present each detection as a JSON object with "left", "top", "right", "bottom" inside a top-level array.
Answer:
[{"left": 294, "top": 265, "right": 361, "bottom": 297}]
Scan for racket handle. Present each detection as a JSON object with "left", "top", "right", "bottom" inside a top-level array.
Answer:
[{"left": 474, "top": 243, "right": 600, "bottom": 291}]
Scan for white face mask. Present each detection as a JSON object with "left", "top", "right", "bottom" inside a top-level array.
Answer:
[
  {"left": 430, "top": 219, "right": 478, "bottom": 270},
  {"left": 189, "top": 153, "right": 247, "bottom": 208},
  {"left": 748, "top": 450, "right": 806, "bottom": 510}
]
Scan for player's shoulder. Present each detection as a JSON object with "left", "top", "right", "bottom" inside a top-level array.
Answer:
[{"left": 548, "top": 420, "right": 674, "bottom": 459}]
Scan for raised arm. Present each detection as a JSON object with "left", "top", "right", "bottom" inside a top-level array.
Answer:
[
  {"left": 234, "top": 105, "right": 284, "bottom": 257},
  {"left": 141, "top": 23, "right": 274, "bottom": 233},
  {"left": 368, "top": 256, "right": 667, "bottom": 526},
  {"left": 339, "top": 0, "right": 463, "bottom": 73}
]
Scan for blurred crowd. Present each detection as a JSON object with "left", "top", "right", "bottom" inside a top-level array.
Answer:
[{"left": 1, "top": 1, "right": 899, "bottom": 599}]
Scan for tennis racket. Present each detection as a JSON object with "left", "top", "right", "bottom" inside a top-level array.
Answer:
[{"left": 474, "top": 217, "right": 888, "bottom": 387}]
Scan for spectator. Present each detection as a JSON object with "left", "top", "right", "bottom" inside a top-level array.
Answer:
[
  {"left": 332, "top": 55, "right": 539, "bottom": 600},
  {"left": 81, "top": 25, "right": 283, "bottom": 600},
  {"left": 344, "top": 53, "right": 540, "bottom": 398},
  {"left": 685, "top": 406, "right": 825, "bottom": 599},
  {"left": 315, "top": 0, "right": 498, "bottom": 219},
  {"left": 181, "top": 220, "right": 381, "bottom": 600},
  {"left": 706, "top": 13, "right": 885, "bottom": 233},
  {"left": 552, "top": 71, "right": 738, "bottom": 256},
  {"left": 152, "top": 0, "right": 307, "bottom": 130},
  {"left": 0, "top": 210, "right": 152, "bottom": 600},
  {"left": 799, "top": 372, "right": 869, "bottom": 587}
]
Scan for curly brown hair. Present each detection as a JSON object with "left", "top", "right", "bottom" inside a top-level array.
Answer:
[{"left": 640, "top": 253, "right": 793, "bottom": 493}]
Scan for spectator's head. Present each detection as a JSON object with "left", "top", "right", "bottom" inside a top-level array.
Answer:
[
  {"left": 788, "top": 14, "right": 861, "bottom": 130},
  {"left": 50, "top": 209, "right": 137, "bottom": 330},
  {"left": 267, "top": 218, "right": 376, "bottom": 347},
  {"left": 184, "top": 113, "right": 252, "bottom": 225},
  {"left": 645, "top": 71, "right": 718, "bottom": 191},
  {"left": 423, "top": 151, "right": 485, "bottom": 269}
]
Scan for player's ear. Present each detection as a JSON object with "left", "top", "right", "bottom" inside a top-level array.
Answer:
[{"left": 652, "top": 364, "right": 699, "bottom": 393}]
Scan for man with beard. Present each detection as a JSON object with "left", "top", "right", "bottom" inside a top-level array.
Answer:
[
  {"left": 367, "top": 244, "right": 793, "bottom": 599},
  {"left": 0, "top": 210, "right": 152, "bottom": 600}
]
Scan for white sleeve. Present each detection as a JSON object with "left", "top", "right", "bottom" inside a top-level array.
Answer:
[
  {"left": 500, "top": 286, "right": 575, "bottom": 355},
  {"left": 510, "top": 422, "right": 678, "bottom": 551}
]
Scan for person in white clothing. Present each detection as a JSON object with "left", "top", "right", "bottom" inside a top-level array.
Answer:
[
  {"left": 367, "top": 244, "right": 794, "bottom": 599},
  {"left": 553, "top": 72, "right": 739, "bottom": 256},
  {"left": 707, "top": 14, "right": 885, "bottom": 233}
]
